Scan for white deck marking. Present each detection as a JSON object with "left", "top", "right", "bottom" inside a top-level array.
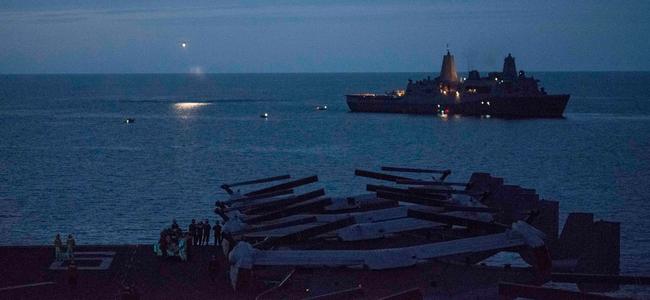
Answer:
[
  {"left": 48, "top": 251, "right": 116, "bottom": 270},
  {"left": 72, "top": 251, "right": 116, "bottom": 256},
  {"left": 0, "top": 281, "right": 55, "bottom": 291}
]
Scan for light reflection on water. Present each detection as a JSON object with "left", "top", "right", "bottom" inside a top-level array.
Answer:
[{"left": 174, "top": 102, "right": 211, "bottom": 110}]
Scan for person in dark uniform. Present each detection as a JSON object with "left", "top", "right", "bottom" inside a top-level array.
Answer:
[
  {"left": 213, "top": 222, "right": 222, "bottom": 246},
  {"left": 203, "top": 220, "right": 211, "bottom": 245},
  {"left": 196, "top": 221, "right": 204, "bottom": 246},
  {"left": 222, "top": 231, "right": 234, "bottom": 254},
  {"left": 193, "top": 220, "right": 201, "bottom": 246},
  {"left": 159, "top": 231, "right": 168, "bottom": 258},
  {"left": 68, "top": 260, "right": 78, "bottom": 288},
  {"left": 120, "top": 284, "right": 141, "bottom": 300},
  {"left": 208, "top": 255, "right": 219, "bottom": 282},
  {"left": 66, "top": 234, "right": 76, "bottom": 259},
  {"left": 184, "top": 231, "right": 192, "bottom": 261},
  {"left": 188, "top": 219, "right": 197, "bottom": 246}
]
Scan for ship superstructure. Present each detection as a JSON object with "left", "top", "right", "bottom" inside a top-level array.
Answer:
[{"left": 346, "top": 51, "right": 569, "bottom": 118}]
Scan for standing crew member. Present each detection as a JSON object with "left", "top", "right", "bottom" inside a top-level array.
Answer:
[
  {"left": 54, "top": 234, "right": 63, "bottom": 261},
  {"left": 203, "top": 220, "right": 211, "bottom": 245},
  {"left": 213, "top": 222, "right": 222, "bottom": 246},
  {"left": 193, "top": 220, "right": 201, "bottom": 246},
  {"left": 66, "top": 234, "right": 76, "bottom": 259},
  {"left": 196, "top": 221, "right": 204, "bottom": 246},
  {"left": 188, "top": 219, "right": 197, "bottom": 246},
  {"left": 208, "top": 255, "right": 219, "bottom": 282},
  {"left": 184, "top": 231, "right": 192, "bottom": 261},
  {"left": 159, "top": 232, "right": 168, "bottom": 258},
  {"left": 68, "top": 260, "right": 78, "bottom": 288}
]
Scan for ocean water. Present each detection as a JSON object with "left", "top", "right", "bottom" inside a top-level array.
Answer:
[{"left": 1, "top": 72, "right": 649, "bottom": 275}]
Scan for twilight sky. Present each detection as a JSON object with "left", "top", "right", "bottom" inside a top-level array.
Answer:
[{"left": 1, "top": 0, "right": 649, "bottom": 73}]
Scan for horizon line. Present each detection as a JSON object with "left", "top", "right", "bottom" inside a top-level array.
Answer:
[{"left": 2, "top": 70, "right": 650, "bottom": 76}]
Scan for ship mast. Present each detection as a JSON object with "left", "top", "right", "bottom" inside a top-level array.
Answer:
[
  {"left": 439, "top": 48, "right": 459, "bottom": 83},
  {"left": 502, "top": 53, "right": 517, "bottom": 80}
]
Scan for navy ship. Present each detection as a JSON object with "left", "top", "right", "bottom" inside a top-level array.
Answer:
[{"left": 346, "top": 51, "right": 569, "bottom": 118}]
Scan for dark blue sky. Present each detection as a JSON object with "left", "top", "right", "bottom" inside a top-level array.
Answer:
[{"left": 1, "top": 0, "right": 648, "bottom": 73}]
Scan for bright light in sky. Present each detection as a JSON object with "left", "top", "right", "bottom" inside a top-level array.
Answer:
[{"left": 180, "top": 42, "right": 187, "bottom": 48}]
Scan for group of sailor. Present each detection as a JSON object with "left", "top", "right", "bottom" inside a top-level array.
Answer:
[
  {"left": 156, "top": 219, "right": 224, "bottom": 260},
  {"left": 188, "top": 219, "right": 222, "bottom": 246},
  {"left": 158, "top": 221, "right": 188, "bottom": 259},
  {"left": 53, "top": 233, "right": 76, "bottom": 261}
]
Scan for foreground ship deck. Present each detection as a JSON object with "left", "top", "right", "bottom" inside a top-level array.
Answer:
[
  {"left": 2, "top": 245, "right": 636, "bottom": 299},
  {"left": 3, "top": 167, "right": 648, "bottom": 299},
  {"left": 0, "top": 245, "right": 233, "bottom": 300}
]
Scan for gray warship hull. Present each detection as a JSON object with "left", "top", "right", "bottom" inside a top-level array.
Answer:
[
  {"left": 346, "top": 94, "right": 570, "bottom": 118},
  {"left": 347, "top": 51, "right": 571, "bottom": 118}
]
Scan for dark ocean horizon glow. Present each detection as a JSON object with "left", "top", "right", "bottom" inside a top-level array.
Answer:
[{"left": 1, "top": 72, "right": 649, "bottom": 276}]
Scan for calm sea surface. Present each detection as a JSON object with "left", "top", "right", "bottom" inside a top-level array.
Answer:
[{"left": 1, "top": 72, "right": 649, "bottom": 275}]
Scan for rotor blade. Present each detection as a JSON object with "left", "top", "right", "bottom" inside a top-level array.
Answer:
[
  {"left": 245, "top": 198, "right": 332, "bottom": 224},
  {"left": 245, "top": 175, "right": 318, "bottom": 196},
  {"left": 408, "top": 186, "right": 470, "bottom": 195},
  {"left": 366, "top": 184, "right": 449, "bottom": 200},
  {"left": 226, "top": 174, "right": 291, "bottom": 188},
  {"left": 255, "top": 217, "right": 356, "bottom": 249},
  {"left": 354, "top": 169, "right": 414, "bottom": 182},
  {"left": 225, "top": 189, "right": 295, "bottom": 205},
  {"left": 376, "top": 190, "right": 450, "bottom": 207},
  {"left": 550, "top": 273, "right": 650, "bottom": 285},
  {"left": 243, "top": 189, "right": 326, "bottom": 215},
  {"left": 407, "top": 209, "right": 508, "bottom": 232},
  {"left": 381, "top": 166, "right": 451, "bottom": 174},
  {"left": 395, "top": 179, "right": 468, "bottom": 187},
  {"left": 242, "top": 216, "right": 318, "bottom": 235}
]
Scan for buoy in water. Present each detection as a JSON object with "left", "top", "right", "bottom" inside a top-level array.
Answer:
[
  {"left": 260, "top": 113, "right": 269, "bottom": 119},
  {"left": 316, "top": 105, "right": 328, "bottom": 111},
  {"left": 124, "top": 118, "right": 135, "bottom": 124}
]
